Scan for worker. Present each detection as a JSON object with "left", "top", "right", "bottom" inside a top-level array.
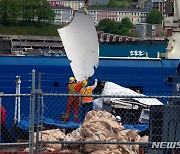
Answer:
[
  {"left": 1, "top": 105, "right": 14, "bottom": 143},
  {"left": 80, "top": 79, "right": 98, "bottom": 120},
  {"left": 62, "top": 77, "right": 82, "bottom": 123},
  {"left": 93, "top": 80, "right": 106, "bottom": 94}
]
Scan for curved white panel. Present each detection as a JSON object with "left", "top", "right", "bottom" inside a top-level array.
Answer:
[{"left": 58, "top": 12, "right": 99, "bottom": 81}]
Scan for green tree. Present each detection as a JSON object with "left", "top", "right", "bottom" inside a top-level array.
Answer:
[
  {"left": 117, "top": 17, "right": 134, "bottom": 35},
  {"left": 108, "top": 0, "right": 118, "bottom": 8},
  {"left": 146, "top": 9, "right": 163, "bottom": 24},
  {"left": 23, "top": 0, "right": 36, "bottom": 22},
  {"left": 35, "top": 0, "right": 55, "bottom": 23},
  {"left": 0, "top": 0, "right": 55, "bottom": 24},
  {"left": 121, "top": 17, "right": 134, "bottom": 29},
  {"left": 0, "top": 0, "right": 20, "bottom": 24},
  {"left": 97, "top": 17, "right": 134, "bottom": 36},
  {"left": 97, "top": 19, "right": 117, "bottom": 33}
]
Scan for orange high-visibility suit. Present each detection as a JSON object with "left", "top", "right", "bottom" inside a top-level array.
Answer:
[
  {"left": 80, "top": 79, "right": 97, "bottom": 120},
  {"left": 64, "top": 82, "right": 82, "bottom": 122}
]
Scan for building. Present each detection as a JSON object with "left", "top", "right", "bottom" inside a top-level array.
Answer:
[
  {"left": 85, "top": 7, "right": 149, "bottom": 25},
  {"left": 137, "top": 0, "right": 146, "bottom": 9},
  {"left": 0, "top": 35, "right": 64, "bottom": 55},
  {"left": 137, "top": 0, "right": 153, "bottom": 10},
  {"left": 135, "top": 23, "right": 164, "bottom": 40},
  {"left": 88, "top": 0, "right": 109, "bottom": 5},
  {"left": 48, "top": 0, "right": 109, "bottom": 9},
  {"left": 48, "top": 0, "right": 84, "bottom": 10},
  {"left": 165, "top": 0, "right": 174, "bottom": 16},
  {"left": 152, "top": 0, "right": 166, "bottom": 16},
  {"left": 48, "top": 0, "right": 64, "bottom": 7},
  {"left": 144, "top": 0, "right": 153, "bottom": 10},
  {"left": 0, "top": 38, "right": 11, "bottom": 55},
  {"left": 51, "top": 6, "right": 73, "bottom": 24}
]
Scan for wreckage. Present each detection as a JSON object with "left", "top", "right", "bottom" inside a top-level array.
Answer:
[{"left": 58, "top": 11, "right": 163, "bottom": 125}]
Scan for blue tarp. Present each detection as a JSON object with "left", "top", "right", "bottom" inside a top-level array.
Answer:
[
  {"left": 17, "top": 117, "right": 81, "bottom": 131},
  {"left": 123, "top": 123, "right": 149, "bottom": 132},
  {"left": 17, "top": 117, "right": 148, "bottom": 133}
]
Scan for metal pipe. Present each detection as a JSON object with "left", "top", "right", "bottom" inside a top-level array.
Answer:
[
  {"left": 29, "top": 69, "right": 35, "bottom": 154},
  {"left": 14, "top": 76, "right": 21, "bottom": 125},
  {"left": 36, "top": 72, "right": 41, "bottom": 154}
]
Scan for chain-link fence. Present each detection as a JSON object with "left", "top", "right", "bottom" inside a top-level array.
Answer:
[
  {"left": 0, "top": 94, "right": 30, "bottom": 151},
  {"left": 1, "top": 91, "right": 180, "bottom": 154},
  {"left": 0, "top": 70, "right": 180, "bottom": 153}
]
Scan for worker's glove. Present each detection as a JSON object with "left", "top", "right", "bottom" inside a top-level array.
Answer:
[{"left": 95, "top": 79, "right": 98, "bottom": 82}]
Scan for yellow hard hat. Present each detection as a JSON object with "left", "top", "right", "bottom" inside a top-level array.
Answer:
[
  {"left": 82, "top": 80, "right": 87, "bottom": 87},
  {"left": 69, "top": 77, "right": 75, "bottom": 83}
]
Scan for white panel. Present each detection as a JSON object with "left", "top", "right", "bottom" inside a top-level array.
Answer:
[{"left": 58, "top": 12, "right": 99, "bottom": 81}]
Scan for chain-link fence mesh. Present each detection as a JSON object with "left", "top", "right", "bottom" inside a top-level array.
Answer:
[
  {"left": 0, "top": 74, "right": 179, "bottom": 154},
  {"left": 0, "top": 95, "right": 30, "bottom": 151},
  {"left": 1, "top": 92, "right": 179, "bottom": 154}
]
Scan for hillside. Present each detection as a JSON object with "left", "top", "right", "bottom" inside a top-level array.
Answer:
[
  {"left": 0, "top": 0, "right": 137, "bottom": 36},
  {"left": 0, "top": 23, "right": 62, "bottom": 36}
]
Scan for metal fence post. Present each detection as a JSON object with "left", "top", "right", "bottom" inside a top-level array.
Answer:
[
  {"left": 36, "top": 72, "right": 42, "bottom": 154},
  {"left": 14, "top": 76, "right": 21, "bottom": 126},
  {"left": 29, "top": 69, "right": 36, "bottom": 154}
]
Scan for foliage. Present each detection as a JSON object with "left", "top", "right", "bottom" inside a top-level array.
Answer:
[
  {"left": 0, "top": 0, "right": 21, "bottom": 24},
  {"left": 0, "top": 23, "right": 63, "bottom": 36},
  {"left": 0, "top": 0, "right": 55, "bottom": 24},
  {"left": 146, "top": 9, "right": 163, "bottom": 24},
  {"left": 97, "top": 19, "right": 117, "bottom": 33},
  {"left": 97, "top": 18, "right": 134, "bottom": 36},
  {"left": 107, "top": 0, "right": 134, "bottom": 8}
]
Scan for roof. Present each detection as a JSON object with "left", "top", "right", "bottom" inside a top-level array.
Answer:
[
  {"left": 51, "top": 6, "right": 73, "bottom": 10},
  {"left": 152, "top": 0, "right": 164, "bottom": 2},
  {"left": 82, "top": 7, "right": 149, "bottom": 13}
]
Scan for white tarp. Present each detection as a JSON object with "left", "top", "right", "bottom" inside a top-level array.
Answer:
[
  {"left": 58, "top": 12, "right": 99, "bottom": 81},
  {"left": 102, "top": 82, "right": 163, "bottom": 106},
  {"left": 93, "top": 82, "right": 163, "bottom": 110}
]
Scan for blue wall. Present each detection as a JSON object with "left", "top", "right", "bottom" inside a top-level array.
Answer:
[{"left": 100, "top": 44, "right": 166, "bottom": 58}]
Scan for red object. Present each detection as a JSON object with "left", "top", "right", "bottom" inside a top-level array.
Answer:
[
  {"left": 1, "top": 106, "right": 6, "bottom": 124},
  {"left": 66, "top": 82, "right": 82, "bottom": 115}
]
